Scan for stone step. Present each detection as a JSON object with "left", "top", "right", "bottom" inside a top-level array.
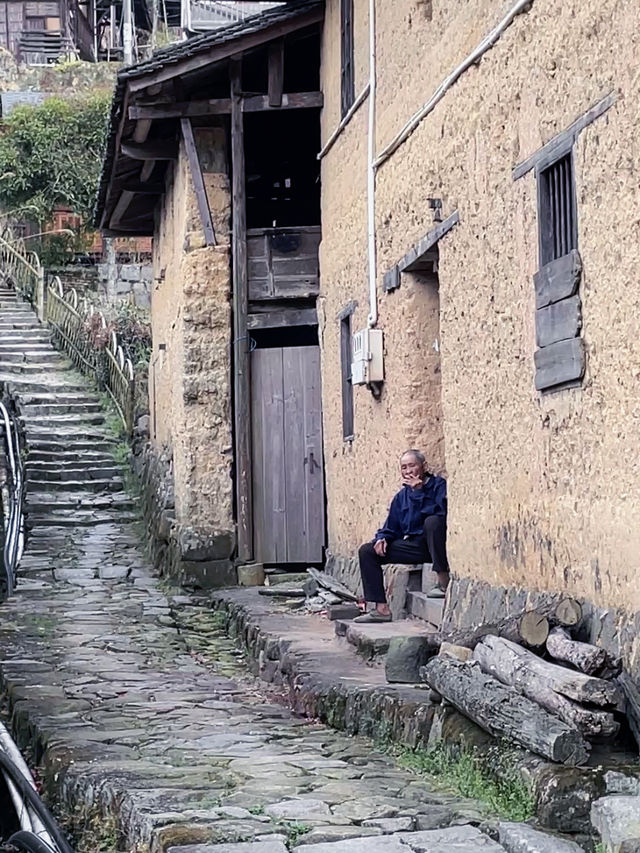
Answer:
[
  {"left": 26, "top": 450, "right": 116, "bottom": 464},
  {"left": 17, "top": 391, "right": 99, "bottom": 404},
  {"left": 21, "top": 402, "right": 104, "bottom": 415},
  {"left": 334, "top": 617, "right": 433, "bottom": 661},
  {"left": 27, "top": 464, "right": 122, "bottom": 481},
  {"left": 0, "top": 360, "right": 73, "bottom": 373},
  {"left": 27, "top": 509, "right": 140, "bottom": 527},
  {"left": 0, "top": 350, "right": 66, "bottom": 364},
  {"left": 0, "top": 329, "right": 52, "bottom": 338},
  {"left": 0, "top": 345, "right": 54, "bottom": 355},
  {"left": 406, "top": 591, "right": 444, "bottom": 628},
  {"left": 25, "top": 412, "right": 106, "bottom": 426},
  {"left": 27, "top": 491, "right": 138, "bottom": 511},
  {"left": 26, "top": 425, "right": 117, "bottom": 440},
  {"left": 0, "top": 377, "right": 89, "bottom": 393},
  {"left": 27, "top": 476, "right": 124, "bottom": 493}
]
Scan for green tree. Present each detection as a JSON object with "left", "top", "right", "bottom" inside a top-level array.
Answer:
[{"left": 0, "top": 92, "right": 111, "bottom": 227}]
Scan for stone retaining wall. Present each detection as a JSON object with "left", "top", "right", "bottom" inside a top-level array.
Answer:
[
  {"left": 131, "top": 428, "right": 237, "bottom": 589},
  {"left": 443, "top": 577, "right": 640, "bottom": 682}
]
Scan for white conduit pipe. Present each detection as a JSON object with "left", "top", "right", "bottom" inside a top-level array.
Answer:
[
  {"left": 374, "top": 0, "right": 535, "bottom": 169},
  {"left": 366, "top": 0, "right": 378, "bottom": 327},
  {"left": 0, "top": 722, "right": 55, "bottom": 847}
]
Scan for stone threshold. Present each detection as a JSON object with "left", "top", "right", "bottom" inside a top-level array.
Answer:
[{"left": 211, "top": 588, "right": 436, "bottom": 748}]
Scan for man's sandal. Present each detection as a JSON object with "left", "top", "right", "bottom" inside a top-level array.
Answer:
[{"left": 353, "top": 611, "right": 392, "bottom": 623}]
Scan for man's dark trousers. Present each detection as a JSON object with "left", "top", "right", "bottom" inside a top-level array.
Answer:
[{"left": 358, "top": 515, "right": 448, "bottom": 603}]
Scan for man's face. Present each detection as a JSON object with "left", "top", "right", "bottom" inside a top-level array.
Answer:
[{"left": 400, "top": 453, "right": 424, "bottom": 482}]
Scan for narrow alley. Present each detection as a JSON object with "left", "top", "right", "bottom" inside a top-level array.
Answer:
[{"left": 0, "top": 289, "right": 539, "bottom": 853}]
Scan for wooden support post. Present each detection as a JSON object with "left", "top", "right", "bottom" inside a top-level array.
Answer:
[
  {"left": 231, "top": 58, "right": 253, "bottom": 563},
  {"left": 268, "top": 39, "right": 284, "bottom": 107},
  {"left": 180, "top": 118, "right": 216, "bottom": 247}
]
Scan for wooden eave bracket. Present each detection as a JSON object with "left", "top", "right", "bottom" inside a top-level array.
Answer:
[{"left": 384, "top": 210, "right": 460, "bottom": 293}]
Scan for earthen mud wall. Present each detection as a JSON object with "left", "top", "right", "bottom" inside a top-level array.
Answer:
[
  {"left": 149, "top": 127, "right": 235, "bottom": 571},
  {"left": 319, "top": 0, "right": 640, "bottom": 639}
]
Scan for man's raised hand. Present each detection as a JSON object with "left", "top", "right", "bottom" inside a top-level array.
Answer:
[
  {"left": 374, "top": 538, "right": 387, "bottom": 556},
  {"left": 402, "top": 472, "right": 424, "bottom": 490}
]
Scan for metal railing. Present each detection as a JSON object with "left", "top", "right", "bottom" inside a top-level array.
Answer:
[
  {"left": 0, "top": 230, "right": 45, "bottom": 318},
  {"left": 0, "top": 387, "right": 26, "bottom": 602},
  {"left": 46, "top": 278, "right": 135, "bottom": 435}
]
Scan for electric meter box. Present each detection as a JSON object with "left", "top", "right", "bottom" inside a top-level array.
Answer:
[{"left": 351, "top": 328, "right": 384, "bottom": 385}]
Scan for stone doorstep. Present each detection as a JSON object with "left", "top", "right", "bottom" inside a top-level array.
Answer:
[
  {"left": 334, "top": 618, "right": 435, "bottom": 661},
  {"left": 406, "top": 592, "right": 444, "bottom": 628},
  {"left": 212, "top": 587, "right": 437, "bottom": 749}
]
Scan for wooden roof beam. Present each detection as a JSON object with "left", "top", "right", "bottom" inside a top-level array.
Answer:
[
  {"left": 127, "top": 6, "right": 323, "bottom": 92},
  {"left": 128, "top": 92, "right": 322, "bottom": 121},
  {"left": 121, "top": 140, "right": 178, "bottom": 160}
]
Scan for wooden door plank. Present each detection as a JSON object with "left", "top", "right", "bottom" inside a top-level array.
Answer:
[
  {"left": 283, "top": 347, "right": 307, "bottom": 562},
  {"left": 180, "top": 117, "right": 216, "bottom": 247},
  {"left": 231, "top": 57, "right": 253, "bottom": 562},
  {"left": 301, "top": 346, "right": 325, "bottom": 562},
  {"left": 251, "top": 348, "right": 287, "bottom": 563},
  {"left": 536, "top": 294, "right": 581, "bottom": 348}
]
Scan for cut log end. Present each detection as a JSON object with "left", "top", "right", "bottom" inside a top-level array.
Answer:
[
  {"left": 547, "top": 626, "right": 607, "bottom": 676},
  {"left": 554, "top": 597, "right": 583, "bottom": 627},
  {"left": 519, "top": 610, "right": 550, "bottom": 647}
]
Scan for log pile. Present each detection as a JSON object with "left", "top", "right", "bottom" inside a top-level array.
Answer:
[{"left": 420, "top": 597, "right": 637, "bottom": 765}]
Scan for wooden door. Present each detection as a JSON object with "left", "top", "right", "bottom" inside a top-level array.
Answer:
[{"left": 251, "top": 345, "right": 325, "bottom": 564}]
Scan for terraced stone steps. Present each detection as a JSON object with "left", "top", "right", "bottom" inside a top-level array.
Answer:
[{"left": 0, "top": 286, "right": 133, "bottom": 535}]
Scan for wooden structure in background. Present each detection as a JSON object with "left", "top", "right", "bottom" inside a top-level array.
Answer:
[{"left": 95, "top": 0, "right": 326, "bottom": 566}]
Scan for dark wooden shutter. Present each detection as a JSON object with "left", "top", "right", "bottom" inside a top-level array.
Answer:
[
  {"left": 340, "top": 314, "right": 354, "bottom": 438},
  {"left": 340, "top": 0, "right": 355, "bottom": 118}
]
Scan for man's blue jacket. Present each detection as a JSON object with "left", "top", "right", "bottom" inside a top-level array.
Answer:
[{"left": 374, "top": 476, "right": 447, "bottom": 542}]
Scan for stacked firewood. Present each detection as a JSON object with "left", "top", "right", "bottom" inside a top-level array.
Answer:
[{"left": 420, "top": 598, "right": 640, "bottom": 767}]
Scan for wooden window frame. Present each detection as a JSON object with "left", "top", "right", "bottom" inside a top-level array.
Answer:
[
  {"left": 340, "top": 0, "right": 355, "bottom": 119},
  {"left": 339, "top": 301, "right": 356, "bottom": 440},
  {"left": 533, "top": 144, "right": 584, "bottom": 393},
  {"left": 536, "top": 146, "right": 578, "bottom": 269}
]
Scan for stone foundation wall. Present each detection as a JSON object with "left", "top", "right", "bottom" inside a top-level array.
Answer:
[
  {"left": 443, "top": 576, "right": 640, "bottom": 683},
  {"left": 131, "top": 428, "right": 236, "bottom": 589}
]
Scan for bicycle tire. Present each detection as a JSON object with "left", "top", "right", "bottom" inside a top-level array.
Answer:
[
  {"left": 5, "top": 831, "right": 57, "bottom": 853},
  {"left": 0, "top": 753, "right": 73, "bottom": 853}
]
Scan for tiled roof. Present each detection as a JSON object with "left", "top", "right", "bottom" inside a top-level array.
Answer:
[{"left": 95, "top": 0, "right": 323, "bottom": 227}]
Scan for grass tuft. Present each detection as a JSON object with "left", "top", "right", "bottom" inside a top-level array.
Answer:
[{"left": 388, "top": 742, "right": 535, "bottom": 822}]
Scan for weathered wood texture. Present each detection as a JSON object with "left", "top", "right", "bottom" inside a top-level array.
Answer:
[
  {"left": 473, "top": 635, "right": 620, "bottom": 707},
  {"left": 120, "top": 140, "right": 177, "bottom": 160},
  {"left": 619, "top": 672, "right": 640, "bottom": 750},
  {"left": 268, "top": 39, "right": 284, "bottom": 106},
  {"left": 513, "top": 92, "right": 617, "bottom": 180},
  {"left": 251, "top": 346, "right": 325, "bottom": 563},
  {"left": 128, "top": 92, "right": 323, "bottom": 120},
  {"left": 534, "top": 337, "right": 585, "bottom": 391},
  {"left": 546, "top": 627, "right": 607, "bottom": 676},
  {"left": 422, "top": 655, "right": 590, "bottom": 765},
  {"left": 424, "top": 609, "right": 550, "bottom": 651},
  {"left": 534, "top": 249, "right": 582, "bottom": 309},
  {"left": 180, "top": 117, "right": 216, "bottom": 247},
  {"left": 473, "top": 636, "right": 619, "bottom": 738},
  {"left": 247, "top": 308, "right": 317, "bottom": 330},
  {"left": 307, "top": 567, "right": 358, "bottom": 601},
  {"left": 536, "top": 294, "right": 581, "bottom": 348},
  {"left": 231, "top": 58, "right": 252, "bottom": 562},
  {"left": 247, "top": 227, "right": 321, "bottom": 301}
]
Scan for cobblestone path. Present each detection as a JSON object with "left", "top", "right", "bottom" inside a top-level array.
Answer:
[{"left": 0, "top": 289, "right": 521, "bottom": 852}]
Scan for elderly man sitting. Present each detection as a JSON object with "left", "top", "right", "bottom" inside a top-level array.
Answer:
[{"left": 355, "top": 449, "right": 449, "bottom": 623}]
